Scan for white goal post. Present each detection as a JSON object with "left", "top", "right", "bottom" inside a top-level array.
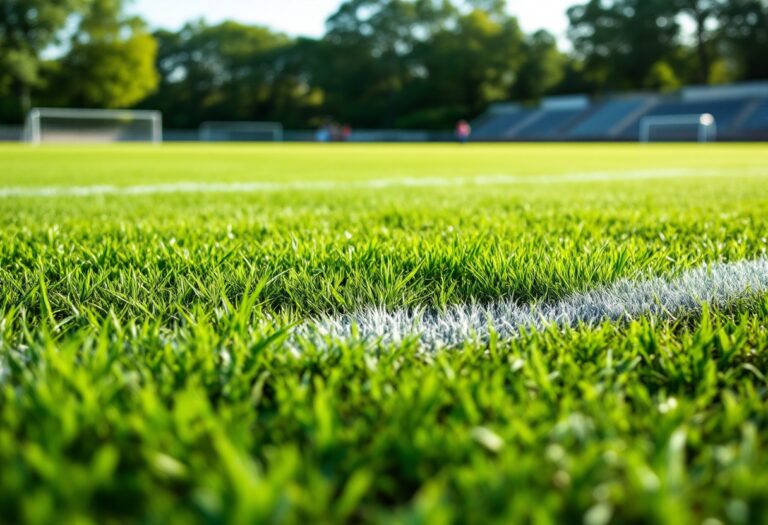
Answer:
[
  {"left": 199, "top": 121, "right": 284, "bottom": 142},
  {"left": 23, "top": 108, "right": 162, "bottom": 145},
  {"left": 639, "top": 113, "right": 717, "bottom": 143}
]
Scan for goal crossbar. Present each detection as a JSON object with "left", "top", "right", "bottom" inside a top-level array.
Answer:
[
  {"left": 639, "top": 113, "right": 717, "bottom": 143},
  {"left": 24, "top": 108, "right": 163, "bottom": 144}
]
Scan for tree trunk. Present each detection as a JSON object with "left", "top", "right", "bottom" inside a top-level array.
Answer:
[{"left": 694, "top": 13, "right": 711, "bottom": 83}]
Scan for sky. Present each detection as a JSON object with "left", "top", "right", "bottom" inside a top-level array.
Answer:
[{"left": 131, "top": 0, "right": 573, "bottom": 46}]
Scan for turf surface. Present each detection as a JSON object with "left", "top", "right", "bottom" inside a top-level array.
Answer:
[{"left": 1, "top": 144, "right": 767, "bottom": 524}]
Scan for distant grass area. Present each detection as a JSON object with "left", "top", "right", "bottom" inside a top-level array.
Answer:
[
  {"left": 1, "top": 144, "right": 767, "bottom": 524},
  {"left": 1, "top": 143, "right": 766, "bottom": 185}
]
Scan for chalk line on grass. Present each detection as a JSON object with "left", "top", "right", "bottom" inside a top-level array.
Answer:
[
  {"left": 1, "top": 167, "right": 765, "bottom": 198},
  {"left": 295, "top": 258, "right": 768, "bottom": 351}
]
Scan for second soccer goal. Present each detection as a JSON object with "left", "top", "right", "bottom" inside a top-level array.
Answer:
[
  {"left": 199, "top": 121, "right": 284, "bottom": 142},
  {"left": 639, "top": 113, "right": 717, "bottom": 143}
]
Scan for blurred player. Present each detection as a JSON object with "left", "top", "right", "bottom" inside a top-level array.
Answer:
[{"left": 456, "top": 120, "right": 471, "bottom": 143}]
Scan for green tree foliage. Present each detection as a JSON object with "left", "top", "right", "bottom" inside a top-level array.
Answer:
[
  {"left": 51, "top": 0, "right": 158, "bottom": 108},
  {"left": 0, "top": 0, "right": 87, "bottom": 117},
  {"left": 566, "top": 0, "right": 766, "bottom": 90},
  {"left": 312, "top": 0, "right": 537, "bottom": 128},
  {"left": 718, "top": 0, "right": 768, "bottom": 80},
  {"left": 424, "top": 8, "right": 527, "bottom": 121},
  {"left": 567, "top": 0, "right": 681, "bottom": 92},
  {"left": 510, "top": 30, "right": 566, "bottom": 102},
  {"left": 644, "top": 60, "right": 683, "bottom": 92},
  {"left": 398, "top": 7, "right": 528, "bottom": 128},
  {"left": 314, "top": 0, "right": 459, "bottom": 127},
  {"left": 140, "top": 21, "right": 322, "bottom": 129},
  {"left": 673, "top": 0, "right": 724, "bottom": 83}
]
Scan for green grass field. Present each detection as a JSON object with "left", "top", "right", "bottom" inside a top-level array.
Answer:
[{"left": 1, "top": 144, "right": 768, "bottom": 524}]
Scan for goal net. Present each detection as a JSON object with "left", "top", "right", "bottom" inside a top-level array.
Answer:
[
  {"left": 24, "top": 108, "right": 162, "bottom": 144},
  {"left": 199, "top": 121, "right": 284, "bottom": 142},
  {"left": 639, "top": 113, "right": 717, "bottom": 143}
]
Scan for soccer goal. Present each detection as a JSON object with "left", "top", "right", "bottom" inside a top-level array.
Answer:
[
  {"left": 23, "top": 108, "right": 162, "bottom": 145},
  {"left": 639, "top": 113, "right": 717, "bottom": 143},
  {"left": 199, "top": 121, "right": 284, "bottom": 142}
]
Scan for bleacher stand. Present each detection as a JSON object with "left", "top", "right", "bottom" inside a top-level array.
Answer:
[
  {"left": 568, "top": 98, "right": 655, "bottom": 139},
  {"left": 472, "top": 81, "right": 768, "bottom": 142},
  {"left": 514, "top": 109, "right": 583, "bottom": 138},
  {"left": 472, "top": 104, "right": 536, "bottom": 140},
  {"left": 743, "top": 99, "right": 768, "bottom": 131},
  {"left": 509, "top": 96, "right": 589, "bottom": 140}
]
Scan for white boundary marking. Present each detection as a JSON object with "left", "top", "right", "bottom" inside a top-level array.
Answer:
[
  {"left": 0, "top": 168, "right": 765, "bottom": 199},
  {"left": 295, "top": 258, "right": 768, "bottom": 351}
]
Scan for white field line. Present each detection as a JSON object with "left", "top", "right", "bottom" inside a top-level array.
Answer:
[
  {"left": 1, "top": 168, "right": 766, "bottom": 198},
  {"left": 294, "top": 258, "right": 768, "bottom": 351}
]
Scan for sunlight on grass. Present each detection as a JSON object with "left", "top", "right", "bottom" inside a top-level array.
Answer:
[{"left": 0, "top": 144, "right": 767, "bottom": 523}]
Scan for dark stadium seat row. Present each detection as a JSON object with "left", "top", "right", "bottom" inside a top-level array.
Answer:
[
  {"left": 744, "top": 99, "right": 768, "bottom": 130},
  {"left": 568, "top": 98, "right": 652, "bottom": 138}
]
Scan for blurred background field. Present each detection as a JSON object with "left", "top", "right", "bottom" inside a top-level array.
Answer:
[{"left": 1, "top": 143, "right": 767, "bottom": 185}]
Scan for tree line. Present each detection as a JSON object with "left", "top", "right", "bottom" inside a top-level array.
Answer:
[{"left": 1, "top": 0, "right": 766, "bottom": 129}]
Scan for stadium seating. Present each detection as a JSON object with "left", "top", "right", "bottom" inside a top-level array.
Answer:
[
  {"left": 472, "top": 109, "right": 536, "bottom": 139},
  {"left": 512, "top": 109, "right": 586, "bottom": 139},
  {"left": 743, "top": 99, "right": 768, "bottom": 130},
  {"left": 567, "top": 98, "right": 652, "bottom": 138},
  {"left": 472, "top": 81, "right": 768, "bottom": 142}
]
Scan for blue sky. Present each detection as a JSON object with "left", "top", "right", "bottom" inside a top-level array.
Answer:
[{"left": 131, "top": 0, "right": 574, "bottom": 45}]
